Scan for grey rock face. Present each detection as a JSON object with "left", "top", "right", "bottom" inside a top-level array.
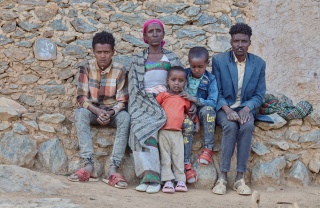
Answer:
[
  {"left": 118, "top": 2, "right": 139, "bottom": 12},
  {"left": 208, "top": 35, "right": 230, "bottom": 52},
  {"left": 122, "top": 34, "right": 147, "bottom": 47},
  {"left": 62, "top": 138, "right": 78, "bottom": 150},
  {"left": 159, "top": 15, "right": 188, "bottom": 25},
  {"left": 12, "top": 123, "right": 29, "bottom": 134},
  {"left": 0, "top": 165, "right": 68, "bottom": 194},
  {"left": 194, "top": 0, "right": 211, "bottom": 5},
  {"left": 75, "top": 39, "right": 92, "bottom": 48},
  {"left": 37, "top": 85, "right": 65, "bottom": 95},
  {"left": 96, "top": 2, "right": 115, "bottom": 11},
  {"left": 286, "top": 161, "right": 309, "bottom": 187},
  {"left": 36, "top": 138, "right": 68, "bottom": 174},
  {"left": 144, "top": 2, "right": 188, "bottom": 13},
  {"left": 49, "top": 19, "right": 68, "bottom": 31},
  {"left": 110, "top": 13, "right": 146, "bottom": 26},
  {"left": 64, "top": 45, "right": 87, "bottom": 58},
  {"left": 204, "top": 25, "right": 228, "bottom": 33},
  {"left": 18, "top": 74, "right": 40, "bottom": 84},
  {"left": 252, "top": 142, "right": 270, "bottom": 156},
  {"left": 299, "top": 130, "right": 320, "bottom": 143},
  {"left": 34, "top": 38, "right": 57, "bottom": 60},
  {"left": 38, "top": 113, "right": 66, "bottom": 124},
  {"left": 1, "top": 21, "right": 16, "bottom": 33},
  {"left": 0, "top": 35, "right": 14, "bottom": 46},
  {"left": 191, "top": 154, "right": 217, "bottom": 189},
  {"left": 269, "top": 141, "right": 290, "bottom": 151},
  {"left": 217, "top": 14, "right": 232, "bottom": 28},
  {"left": 15, "top": 41, "right": 33, "bottom": 48},
  {"left": 23, "top": 120, "right": 39, "bottom": 130},
  {"left": 252, "top": 157, "right": 286, "bottom": 185},
  {"left": 58, "top": 68, "right": 75, "bottom": 80},
  {"left": 284, "top": 153, "right": 300, "bottom": 162},
  {"left": 0, "top": 11, "right": 18, "bottom": 20},
  {"left": 19, "top": 94, "right": 42, "bottom": 107},
  {"left": 184, "top": 6, "right": 200, "bottom": 17},
  {"left": 95, "top": 137, "right": 113, "bottom": 148},
  {"left": 39, "top": 124, "right": 55, "bottom": 133},
  {"left": 255, "top": 113, "right": 287, "bottom": 130},
  {"left": 18, "top": 21, "right": 41, "bottom": 32},
  {"left": 70, "top": 18, "right": 97, "bottom": 33},
  {"left": 197, "top": 14, "right": 217, "bottom": 26},
  {"left": 0, "top": 132, "right": 37, "bottom": 168},
  {"left": 176, "top": 28, "right": 205, "bottom": 38}
]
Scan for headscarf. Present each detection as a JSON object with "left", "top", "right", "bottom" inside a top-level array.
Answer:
[{"left": 142, "top": 18, "right": 165, "bottom": 48}]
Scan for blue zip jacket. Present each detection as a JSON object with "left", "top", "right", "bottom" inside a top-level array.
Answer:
[{"left": 185, "top": 68, "right": 218, "bottom": 109}]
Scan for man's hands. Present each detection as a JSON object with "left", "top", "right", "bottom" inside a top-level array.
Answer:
[
  {"left": 222, "top": 105, "right": 250, "bottom": 124},
  {"left": 180, "top": 91, "right": 198, "bottom": 104},
  {"left": 88, "top": 105, "right": 115, "bottom": 125}
]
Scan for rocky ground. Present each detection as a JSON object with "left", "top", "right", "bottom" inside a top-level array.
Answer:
[{"left": 0, "top": 165, "right": 319, "bottom": 208}]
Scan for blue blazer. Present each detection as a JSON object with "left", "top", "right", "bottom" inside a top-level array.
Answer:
[{"left": 212, "top": 51, "right": 266, "bottom": 112}]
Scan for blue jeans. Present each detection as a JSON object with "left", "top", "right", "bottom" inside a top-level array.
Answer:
[
  {"left": 183, "top": 106, "right": 216, "bottom": 163},
  {"left": 74, "top": 108, "right": 130, "bottom": 167},
  {"left": 216, "top": 109, "right": 254, "bottom": 172}
]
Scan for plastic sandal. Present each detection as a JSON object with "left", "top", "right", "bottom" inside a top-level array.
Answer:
[
  {"left": 162, "top": 181, "right": 175, "bottom": 193},
  {"left": 233, "top": 179, "right": 252, "bottom": 195},
  {"left": 68, "top": 168, "right": 91, "bottom": 182},
  {"left": 102, "top": 173, "right": 127, "bottom": 189},
  {"left": 185, "top": 163, "right": 197, "bottom": 183},
  {"left": 212, "top": 179, "right": 227, "bottom": 195},
  {"left": 175, "top": 181, "right": 188, "bottom": 192},
  {"left": 197, "top": 148, "right": 213, "bottom": 166}
]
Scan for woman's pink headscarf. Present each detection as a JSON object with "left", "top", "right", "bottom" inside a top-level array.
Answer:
[{"left": 142, "top": 18, "right": 166, "bottom": 48}]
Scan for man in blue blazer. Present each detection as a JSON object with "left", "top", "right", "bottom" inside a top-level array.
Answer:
[{"left": 212, "top": 23, "right": 266, "bottom": 195}]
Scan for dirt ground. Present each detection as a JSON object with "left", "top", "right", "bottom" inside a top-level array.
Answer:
[{"left": 1, "top": 174, "right": 320, "bottom": 208}]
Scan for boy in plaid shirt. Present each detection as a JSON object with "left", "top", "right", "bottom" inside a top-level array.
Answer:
[{"left": 68, "top": 31, "right": 130, "bottom": 189}]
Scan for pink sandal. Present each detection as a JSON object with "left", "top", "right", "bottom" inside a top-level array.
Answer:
[
  {"left": 162, "top": 181, "right": 175, "bottom": 193},
  {"left": 175, "top": 181, "right": 188, "bottom": 192}
]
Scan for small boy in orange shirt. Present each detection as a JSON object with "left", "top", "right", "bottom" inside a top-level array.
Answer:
[{"left": 156, "top": 66, "right": 199, "bottom": 193}]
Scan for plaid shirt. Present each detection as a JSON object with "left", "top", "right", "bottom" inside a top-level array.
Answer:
[{"left": 77, "top": 59, "right": 128, "bottom": 115}]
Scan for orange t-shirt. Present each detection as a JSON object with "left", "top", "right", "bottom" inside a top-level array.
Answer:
[{"left": 156, "top": 92, "right": 197, "bottom": 131}]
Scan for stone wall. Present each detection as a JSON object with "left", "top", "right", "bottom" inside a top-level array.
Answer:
[{"left": 0, "top": 0, "right": 319, "bottom": 188}]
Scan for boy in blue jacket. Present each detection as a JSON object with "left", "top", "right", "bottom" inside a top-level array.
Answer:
[{"left": 181, "top": 46, "right": 218, "bottom": 183}]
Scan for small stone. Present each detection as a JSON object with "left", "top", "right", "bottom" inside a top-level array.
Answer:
[
  {"left": 39, "top": 124, "right": 55, "bottom": 133},
  {"left": 191, "top": 154, "right": 217, "bottom": 189},
  {"left": 204, "top": 25, "right": 228, "bottom": 34},
  {"left": 194, "top": 0, "right": 210, "bottom": 5},
  {"left": 231, "top": 9, "right": 241, "bottom": 17},
  {"left": 285, "top": 153, "right": 300, "bottom": 162},
  {"left": 95, "top": 138, "right": 113, "bottom": 148},
  {"left": 0, "top": 35, "right": 14, "bottom": 46},
  {"left": 0, "top": 132, "right": 37, "bottom": 167},
  {"left": 233, "top": 2, "right": 248, "bottom": 8},
  {"left": 0, "top": 97, "right": 27, "bottom": 121},
  {"left": 144, "top": 2, "right": 188, "bottom": 13},
  {"left": 12, "top": 123, "right": 29, "bottom": 134},
  {"left": 194, "top": 35, "right": 206, "bottom": 42},
  {"left": 122, "top": 34, "right": 147, "bottom": 48},
  {"left": 19, "top": 94, "right": 41, "bottom": 107},
  {"left": 284, "top": 130, "right": 300, "bottom": 141},
  {"left": 252, "top": 157, "right": 286, "bottom": 185},
  {"left": 96, "top": 2, "right": 115, "bottom": 11},
  {"left": 1, "top": 21, "right": 16, "bottom": 33},
  {"left": 4, "top": 47, "right": 28, "bottom": 61},
  {"left": 64, "top": 45, "right": 87, "bottom": 58},
  {"left": 62, "top": 138, "right": 78, "bottom": 150},
  {"left": 269, "top": 141, "right": 290, "bottom": 151},
  {"left": 217, "top": 14, "right": 232, "bottom": 28},
  {"left": 12, "top": 29, "right": 25, "bottom": 38},
  {"left": 36, "top": 137, "right": 68, "bottom": 174},
  {"left": 299, "top": 130, "right": 320, "bottom": 143},
  {"left": 38, "top": 113, "right": 66, "bottom": 124},
  {"left": 23, "top": 120, "right": 39, "bottom": 130},
  {"left": 70, "top": 18, "right": 97, "bottom": 33},
  {"left": 0, "top": 62, "right": 9, "bottom": 74},
  {"left": 266, "top": 187, "right": 275, "bottom": 192},
  {"left": 207, "top": 35, "right": 230, "bottom": 52},
  {"left": 75, "top": 39, "right": 92, "bottom": 49},
  {"left": 15, "top": 41, "right": 32, "bottom": 48},
  {"left": 252, "top": 142, "right": 270, "bottom": 156},
  {"left": 184, "top": 6, "right": 200, "bottom": 17},
  {"left": 0, "top": 11, "right": 18, "bottom": 20},
  {"left": 18, "top": 21, "right": 41, "bottom": 32},
  {"left": 236, "top": 17, "right": 244, "bottom": 23},
  {"left": 49, "top": 19, "right": 68, "bottom": 31},
  {"left": 34, "top": 7, "right": 57, "bottom": 22},
  {"left": 110, "top": 13, "right": 146, "bottom": 26},
  {"left": 37, "top": 85, "right": 65, "bottom": 95},
  {"left": 159, "top": 15, "right": 188, "bottom": 25},
  {"left": 197, "top": 14, "right": 217, "bottom": 26},
  {"left": 255, "top": 113, "right": 287, "bottom": 130},
  {"left": 59, "top": 35, "right": 76, "bottom": 43},
  {"left": 17, "top": 0, "right": 47, "bottom": 5},
  {"left": 286, "top": 161, "right": 309, "bottom": 187},
  {"left": 43, "top": 30, "right": 54, "bottom": 38},
  {"left": 57, "top": 127, "right": 70, "bottom": 135},
  {"left": 176, "top": 28, "right": 206, "bottom": 38},
  {"left": 34, "top": 38, "right": 57, "bottom": 61},
  {"left": 118, "top": 2, "right": 139, "bottom": 12},
  {"left": 183, "top": 40, "right": 206, "bottom": 49},
  {"left": 308, "top": 153, "right": 320, "bottom": 173}
]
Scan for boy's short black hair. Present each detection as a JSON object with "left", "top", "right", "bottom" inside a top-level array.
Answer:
[
  {"left": 92, "top": 31, "right": 115, "bottom": 49},
  {"left": 168, "top": 66, "right": 186, "bottom": 77},
  {"left": 229, "top": 23, "right": 252, "bottom": 39},
  {"left": 188, "top": 46, "right": 209, "bottom": 61}
]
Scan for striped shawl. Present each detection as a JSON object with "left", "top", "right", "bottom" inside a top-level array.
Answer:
[{"left": 128, "top": 48, "right": 182, "bottom": 151}]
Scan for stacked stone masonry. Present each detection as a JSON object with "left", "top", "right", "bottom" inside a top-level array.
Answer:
[{"left": 0, "top": 0, "right": 319, "bottom": 188}]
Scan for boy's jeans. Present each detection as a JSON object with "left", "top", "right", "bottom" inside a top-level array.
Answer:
[
  {"left": 183, "top": 106, "right": 216, "bottom": 163},
  {"left": 74, "top": 108, "right": 130, "bottom": 167}
]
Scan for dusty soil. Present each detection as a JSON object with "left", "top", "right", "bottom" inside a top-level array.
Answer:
[{"left": 0, "top": 173, "right": 319, "bottom": 208}]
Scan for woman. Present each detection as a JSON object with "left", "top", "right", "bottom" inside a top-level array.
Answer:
[{"left": 128, "top": 19, "right": 182, "bottom": 193}]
